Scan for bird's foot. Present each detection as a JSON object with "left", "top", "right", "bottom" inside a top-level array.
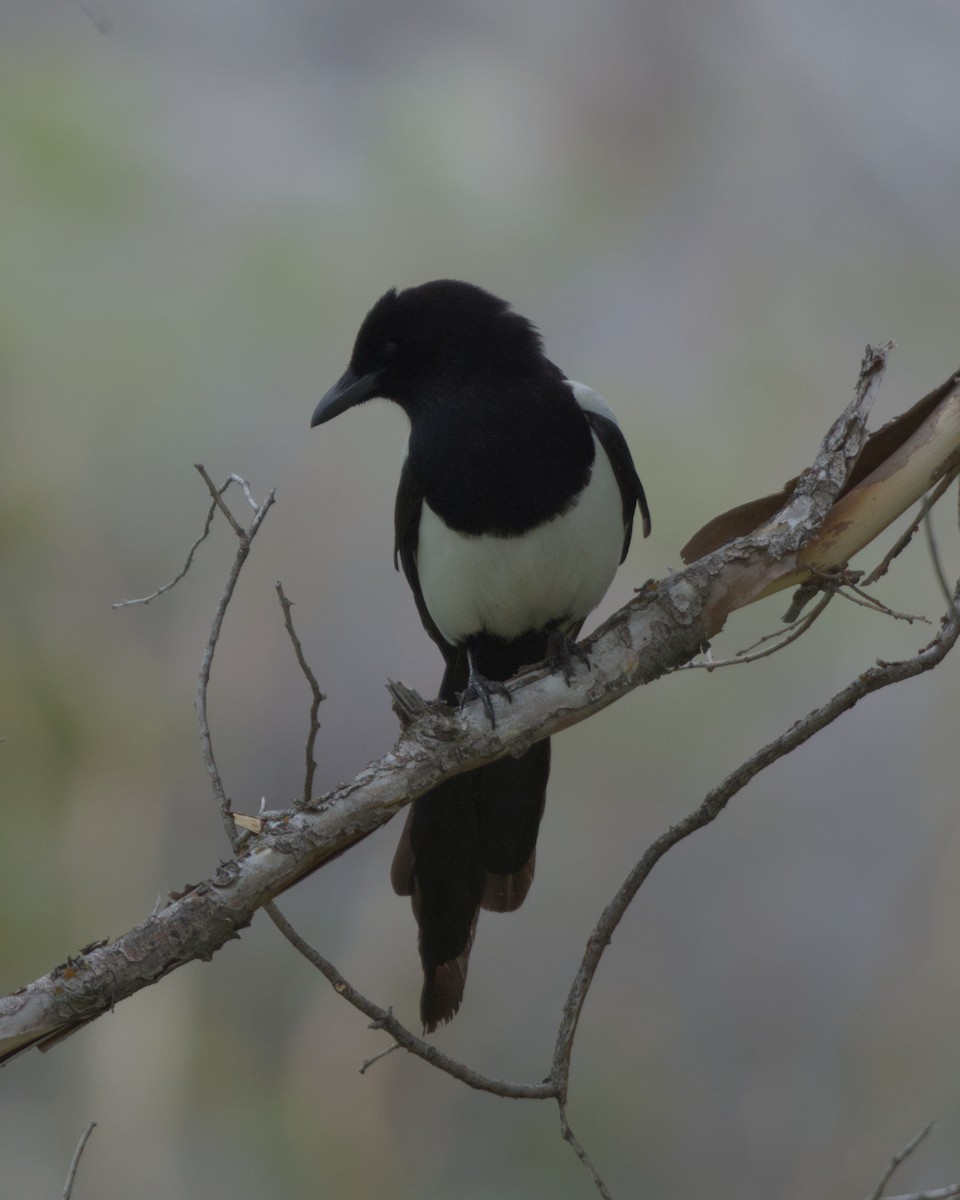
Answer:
[
  {"left": 546, "top": 628, "right": 590, "bottom": 685},
  {"left": 459, "top": 653, "right": 511, "bottom": 729}
]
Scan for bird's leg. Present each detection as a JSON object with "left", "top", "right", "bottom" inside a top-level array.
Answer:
[
  {"left": 545, "top": 627, "right": 590, "bottom": 685},
  {"left": 459, "top": 647, "right": 512, "bottom": 728}
]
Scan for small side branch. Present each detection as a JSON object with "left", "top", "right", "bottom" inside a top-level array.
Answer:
[
  {"left": 866, "top": 1123, "right": 935, "bottom": 1200},
  {"left": 884, "top": 1188, "right": 960, "bottom": 1200},
  {"left": 275, "top": 583, "right": 326, "bottom": 806},
  {"left": 863, "top": 469, "right": 959, "bottom": 585},
  {"left": 112, "top": 490, "right": 219, "bottom": 608},
  {"left": 193, "top": 469, "right": 276, "bottom": 844},
  {"left": 61, "top": 1121, "right": 97, "bottom": 1200},
  {"left": 558, "top": 1104, "right": 613, "bottom": 1200}
]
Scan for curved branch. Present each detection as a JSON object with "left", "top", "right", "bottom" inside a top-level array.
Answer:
[
  {"left": 551, "top": 582, "right": 960, "bottom": 1101},
  {"left": 264, "top": 902, "right": 555, "bottom": 1100}
]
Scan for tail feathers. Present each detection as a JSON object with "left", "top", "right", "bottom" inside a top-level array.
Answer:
[
  {"left": 419, "top": 904, "right": 478, "bottom": 1032},
  {"left": 482, "top": 850, "right": 536, "bottom": 913},
  {"left": 475, "top": 739, "right": 549, "bottom": 883},
  {"left": 389, "top": 807, "right": 416, "bottom": 897},
  {"left": 389, "top": 740, "right": 550, "bottom": 1029},
  {"left": 392, "top": 636, "right": 553, "bottom": 1029}
]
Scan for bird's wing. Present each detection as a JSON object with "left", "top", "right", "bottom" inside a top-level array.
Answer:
[
  {"left": 394, "top": 453, "right": 457, "bottom": 660},
  {"left": 567, "top": 381, "right": 651, "bottom": 561}
]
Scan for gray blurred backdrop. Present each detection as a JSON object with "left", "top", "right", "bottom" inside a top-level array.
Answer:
[{"left": 2, "top": 2, "right": 960, "bottom": 1197}]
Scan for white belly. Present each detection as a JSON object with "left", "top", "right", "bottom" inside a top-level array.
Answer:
[{"left": 416, "top": 433, "right": 624, "bottom": 645}]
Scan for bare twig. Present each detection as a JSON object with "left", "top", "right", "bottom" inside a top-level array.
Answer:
[
  {"left": 559, "top": 1104, "right": 613, "bottom": 1200},
  {"left": 113, "top": 468, "right": 277, "bottom": 844},
  {"left": 885, "top": 1188, "right": 960, "bottom": 1200},
  {"left": 193, "top": 470, "right": 276, "bottom": 845},
  {"left": 836, "top": 584, "right": 930, "bottom": 625},
  {"left": 112, "top": 470, "right": 274, "bottom": 612},
  {"left": 262, "top": 901, "right": 554, "bottom": 1100},
  {"left": 194, "top": 465, "right": 246, "bottom": 536},
  {"left": 61, "top": 1121, "right": 97, "bottom": 1200},
  {"left": 112, "top": 489, "right": 219, "bottom": 608},
  {"left": 863, "top": 469, "right": 959, "bottom": 585},
  {"left": 275, "top": 583, "right": 326, "bottom": 806},
  {"left": 359, "top": 1042, "right": 400, "bottom": 1074},
  {"left": 676, "top": 591, "right": 833, "bottom": 671},
  {"left": 866, "top": 1123, "right": 936, "bottom": 1200},
  {"left": 924, "top": 510, "right": 959, "bottom": 618}
]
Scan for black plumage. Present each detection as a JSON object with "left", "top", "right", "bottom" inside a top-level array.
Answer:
[{"left": 311, "top": 280, "right": 649, "bottom": 1030}]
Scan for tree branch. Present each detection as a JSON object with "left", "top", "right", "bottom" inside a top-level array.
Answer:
[
  {"left": 2, "top": 349, "right": 959, "bottom": 1086},
  {"left": 61, "top": 1121, "right": 97, "bottom": 1200}
]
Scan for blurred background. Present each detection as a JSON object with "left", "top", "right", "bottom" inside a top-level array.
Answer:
[{"left": 2, "top": 1, "right": 960, "bottom": 1196}]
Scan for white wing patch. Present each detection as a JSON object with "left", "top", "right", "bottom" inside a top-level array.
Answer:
[{"left": 566, "top": 379, "right": 620, "bottom": 427}]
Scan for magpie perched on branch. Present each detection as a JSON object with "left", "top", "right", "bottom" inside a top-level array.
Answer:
[{"left": 311, "top": 280, "right": 650, "bottom": 1031}]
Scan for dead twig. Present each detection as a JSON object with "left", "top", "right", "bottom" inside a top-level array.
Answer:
[
  {"left": 61, "top": 1121, "right": 97, "bottom": 1200},
  {"left": 559, "top": 1104, "right": 613, "bottom": 1200},
  {"left": 835, "top": 583, "right": 930, "bottom": 625},
  {"left": 866, "top": 1122, "right": 936, "bottom": 1200},
  {"left": 112, "top": 486, "right": 219, "bottom": 608},
  {"left": 193, "top": 469, "right": 276, "bottom": 846},
  {"left": 676, "top": 590, "right": 833, "bottom": 671},
  {"left": 924, "top": 509, "right": 959, "bottom": 619},
  {"left": 884, "top": 1188, "right": 960, "bottom": 1200},
  {"left": 359, "top": 1042, "right": 400, "bottom": 1074},
  {"left": 262, "top": 901, "right": 554, "bottom": 1100},
  {"left": 863, "top": 469, "right": 959, "bottom": 585},
  {"left": 275, "top": 583, "right": 326, "bottom": 806}
]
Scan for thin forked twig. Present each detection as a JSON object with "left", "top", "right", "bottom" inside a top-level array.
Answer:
[
  {"left": 676, "top": 591, "right": 833, "bottom": 671},
  {"left": 113, "top": 467, "right": 277, "bottom": 845},
  {"left": 681, "top": 553, "right": 931, "bottom": 673},
  {"left": 113, "top": 494, "right": 219, "bottom": 608},
  {"left": 61, "top": 1121, "right": 97, "bottom": 1200},
  {"left": 275, "top": 583, "right": 326, "bottom": 806},
  {"left": 195, "top": 464, "right": 247, "bottom": 536},
  {"left": 194, "top": 471, "right": 276, "bottom": 846},
  {"left": 112, "top": 470, "right": 271, "bottom": 608},
  {"left": 866, "top": 1122, "right": 935, "bottom": 1200},
  {"left": 836, "top": 584, "right": 930, "bottom": 625}
]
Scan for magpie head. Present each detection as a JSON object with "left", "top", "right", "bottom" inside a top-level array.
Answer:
[{"left": 310, "top": 279, "right": 546, "bottom": 427}]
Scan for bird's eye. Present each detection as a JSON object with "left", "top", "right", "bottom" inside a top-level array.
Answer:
[{"left": 381, "top": 341, "right": 398, "bottom": 360}]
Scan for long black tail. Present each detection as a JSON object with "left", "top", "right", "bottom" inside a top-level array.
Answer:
[{"left": 390, "top": 634, "right": 551, "bottom": 1031}]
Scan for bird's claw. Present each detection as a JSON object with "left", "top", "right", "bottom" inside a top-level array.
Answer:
[
  {"left": 459, "top": 670, "right": 511, "bottom": 729},
  {"left": 546, "top": 629, "right": 590, "bottom": 685}
]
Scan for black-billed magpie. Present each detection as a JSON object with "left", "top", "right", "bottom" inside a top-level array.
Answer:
[{"left": 311, "top": 280, "right": 650, "bottom": 1031}]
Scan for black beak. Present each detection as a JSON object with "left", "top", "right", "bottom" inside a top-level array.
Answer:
[{"left": 310, "top": 367, "right": 381, "bottom": 428}]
